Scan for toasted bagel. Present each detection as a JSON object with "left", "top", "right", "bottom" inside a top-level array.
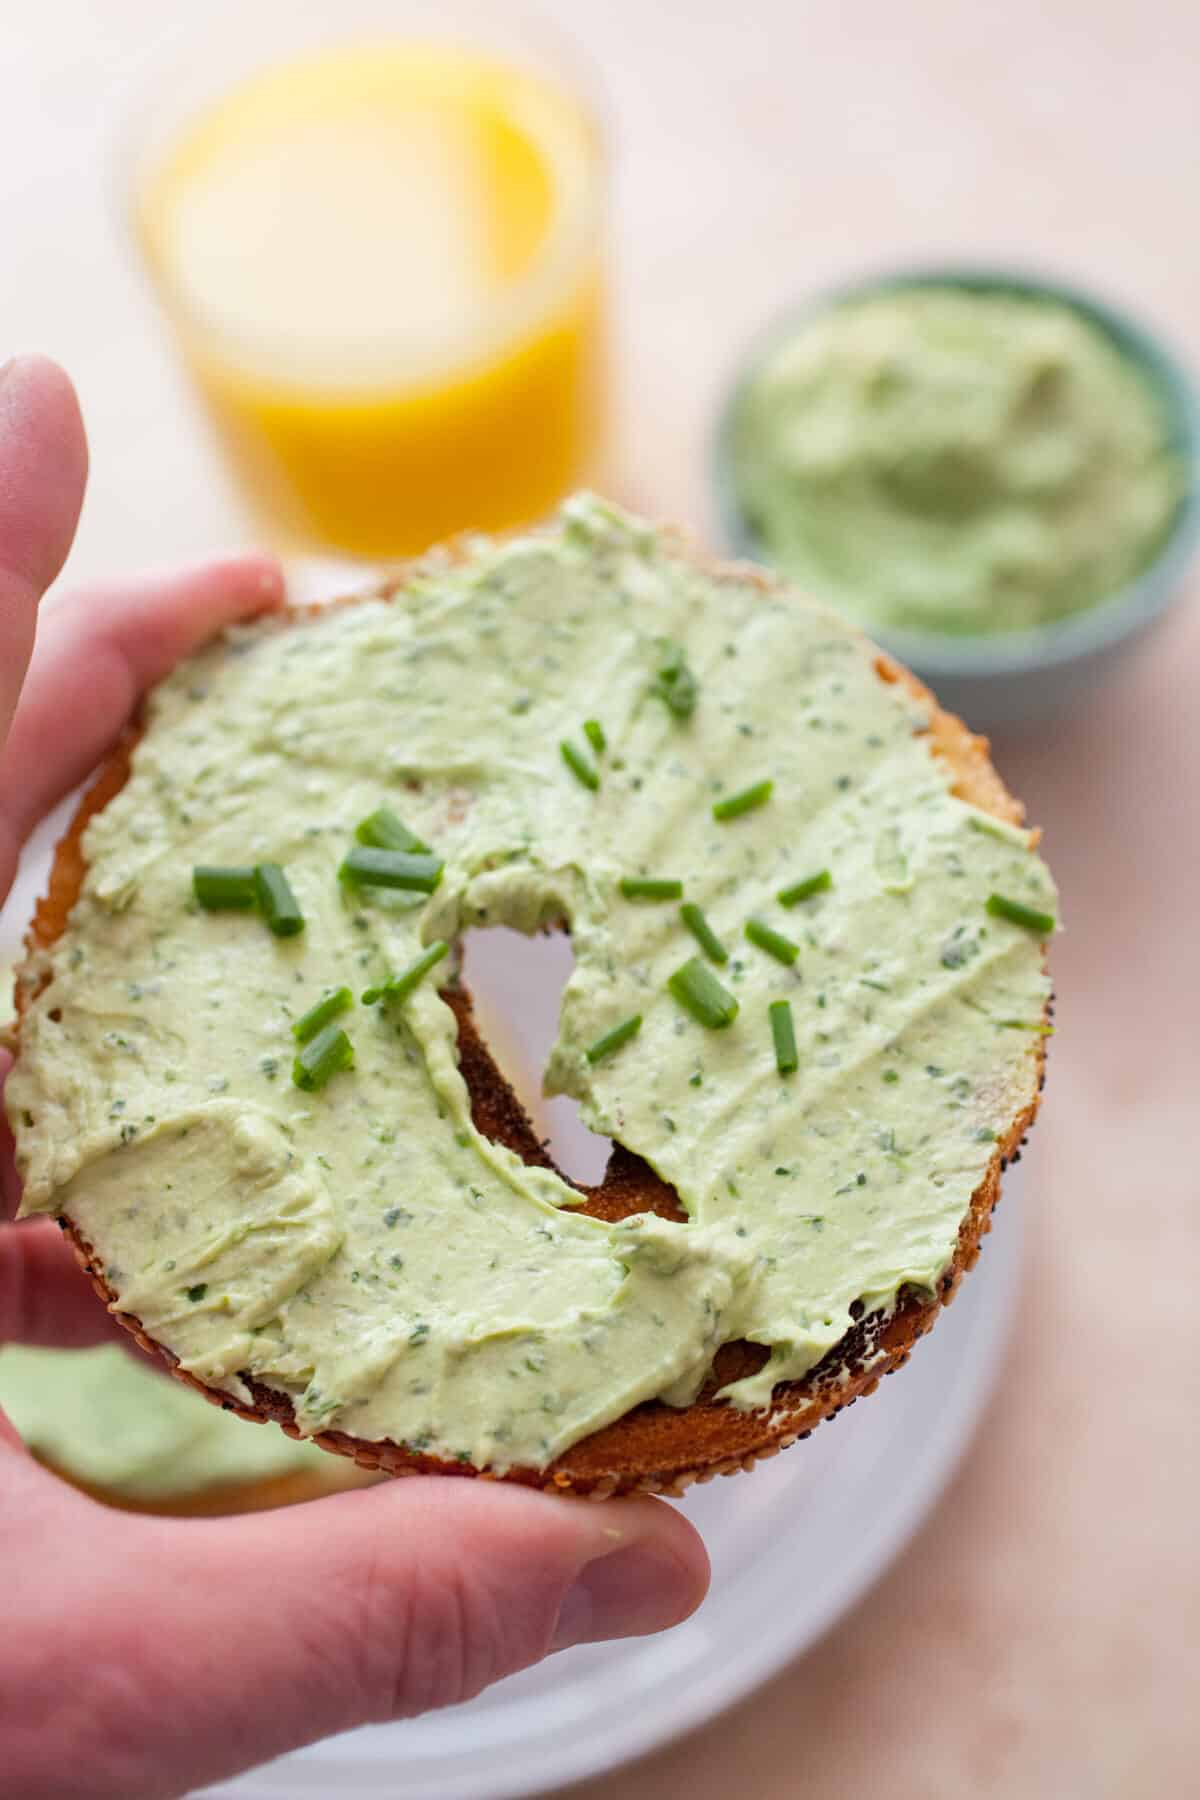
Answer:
[{"left": 11, "top": 533, "right": 1050, "bottom": 1499}]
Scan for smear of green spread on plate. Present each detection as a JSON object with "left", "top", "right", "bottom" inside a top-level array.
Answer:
[
  {"left": 0, "top": 1344, "right": 358, "bottom": 1502},
  {"left": 731, "top": 286, "right": 1184, "bottom": 635},
  {"left": 10, "top": 499, "right": 1056, "bottom": 1472}
]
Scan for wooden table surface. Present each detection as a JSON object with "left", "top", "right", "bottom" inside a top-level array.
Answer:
[{"left": 4, "top": 4, "right": 1197, "bottom": 1796}]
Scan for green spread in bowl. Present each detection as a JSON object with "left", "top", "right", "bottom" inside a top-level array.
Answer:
[{"left": 727, "top": 283, "right": 1187, "bottom": 637}]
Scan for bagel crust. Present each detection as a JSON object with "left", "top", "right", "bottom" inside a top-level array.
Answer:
[{"left": 10, "top": 522, "right": 1051, "bottom": 1498}]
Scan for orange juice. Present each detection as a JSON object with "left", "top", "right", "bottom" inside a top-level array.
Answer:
[{"left": 136, "top": 42, "right": 605, "bottom": 557}]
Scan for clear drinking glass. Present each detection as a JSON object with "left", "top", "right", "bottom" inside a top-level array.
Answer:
[{"left": 124, "top": 0, "right": 608, "bottom": 561}]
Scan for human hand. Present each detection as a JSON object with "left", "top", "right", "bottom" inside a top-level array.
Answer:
[{"left": 0, "top": 356, "right": 709, "bottom": 1800}]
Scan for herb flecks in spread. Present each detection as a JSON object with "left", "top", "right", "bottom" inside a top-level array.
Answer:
[
  {"left": 10, "top": 499, "right": 1056, "bottom": 1473},
  {"left": 731, "top": 286, "right": 1184, "bottom": 636}
]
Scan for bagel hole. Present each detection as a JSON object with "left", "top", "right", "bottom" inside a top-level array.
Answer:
[{"left": 460, "top": 927, "right": 613, "bottom": 1186}]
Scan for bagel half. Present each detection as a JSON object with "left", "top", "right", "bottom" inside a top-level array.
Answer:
[{"left": 10, "top": 534, "right": 1050, "bottom": 1499}]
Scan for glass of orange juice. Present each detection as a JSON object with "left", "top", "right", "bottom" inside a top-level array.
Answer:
[{"left": 125, "top": 0, "right": 606, "bottom": 561}]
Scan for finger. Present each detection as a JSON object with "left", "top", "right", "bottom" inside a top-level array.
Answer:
[
  {"left": 0, "top": 1403, "right": 28, "bottom": 1457},
  {"left": 0, "top": 1049, "right": 16, "bottom": 1222},
  {"left": 0, "top": 355, "right": 88, "bottom": 742},
  {"left": 0, "top": 553, "right": 285, "bottom": 848},
  {"left": 4, "top": 1474, "right": 709, "bottom": 1796},
  {"left": 2, "top": 1038, "right": 125, "bottom": 1340},
  {"left": 0, "top": 1217, "right": 128, "bottom": 1348}
]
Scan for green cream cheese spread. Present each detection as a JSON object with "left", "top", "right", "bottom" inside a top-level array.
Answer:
[
  {"left": 0, "top": 1344, "right": 351, "bottom": 1501},
  {"left": 731, "top": 285, "right": 1184, "bottom": 635},
  {"left": 0, "top": 963, "right": 345, "bottom": 1502},
  {"left": 10, "top": 499, "right": 1055, "bottom": 1473}
]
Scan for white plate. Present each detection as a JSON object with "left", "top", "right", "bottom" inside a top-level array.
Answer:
[
  {"left": 2, "top": 847, "right": 1023, "bottom": 1800},
  {"left": 206, "top": 1174, "right": 1021, "bottom": 1800},
  {"left": 210, "top": 931, "right": 1023, "bottom": 1800}
]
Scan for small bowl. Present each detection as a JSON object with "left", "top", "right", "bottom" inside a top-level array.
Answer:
[{"left": 712, "top": 266, "right": 1200, "bottom": 730}]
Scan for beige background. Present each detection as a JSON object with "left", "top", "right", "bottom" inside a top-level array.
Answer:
[{"left": 3, "top": 3, "right": 1198, "bottom": 1796}]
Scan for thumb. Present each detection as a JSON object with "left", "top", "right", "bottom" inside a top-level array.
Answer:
[
  {"left": 0, "top": 355, "right": 88, "bottom": 742},
  {"left": 0, "top": 354, "right": 88, "bottom": 903},
  {"left": 6, "top": 1461, "right": 708, "bottom": 1798}
]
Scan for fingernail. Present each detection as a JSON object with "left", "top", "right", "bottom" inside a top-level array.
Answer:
[
  {"left": 0, "top": 357, "right": 15, "bottom": 393},
  {"left": 551, "top": 1545, "right": 697, "bottom": 1652}
]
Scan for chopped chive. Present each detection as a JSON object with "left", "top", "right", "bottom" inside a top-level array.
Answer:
[
  {"left": 192, "top": 865, "right": 257, "bottom": 910},
  {"left": 679, "top": 901, "right": 728, "bottom": 964},
  {"left": 769, "top": 999, "right": 798, "bottom": 1075},
  {"left": 185, "top": 1283, "right": 208, "bottom": 1303},
  {"left": 985, "top": 893, "right": 1056, "bottom": 935},
  {"left": 361, "top": 940, "right": 449, "bottom": 1006},
  {"left": 292, "top": 1023, "right": 354, "bottom": 1092},
  {"left": 355, "top": 806, "right": 430, "bottom": 854},
  {"left": 338, "top": 847, "right": 444, "bottom": 893},
  {"left": 745, "top": 916, "right": 800, "bottom": 966},
  {"left": 559, "top": 740, "right": 600, "bottom": 791},
  {"left": 254, "top": 863, "right": 305, "bottom": 937},
  {"left": 583, "top": 718, "right": 607, "bottom": 755},
  {"left": 585, "top": 1013, "right": 643, "bottom": 1063},
  {"left": 292, "top": 986, "right": 353, "bottom": 1045},
  {"left": 778, "top": 868, "right": 832, "bottom": 906},
  {"left": 966, "top": 809, "right": 1033, "bottom": 848},
  {"left": 650, "top": 641, "right": 698, "bottom": 719},
  {"left": 620, "top": 876, "right": 684, "bottom": 901},
  {"left": 712, "top": 779, "right": 773, "bottom": 822},
  {"left": 667, "top": 957, "right": 739, "bottom": 1029}
]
